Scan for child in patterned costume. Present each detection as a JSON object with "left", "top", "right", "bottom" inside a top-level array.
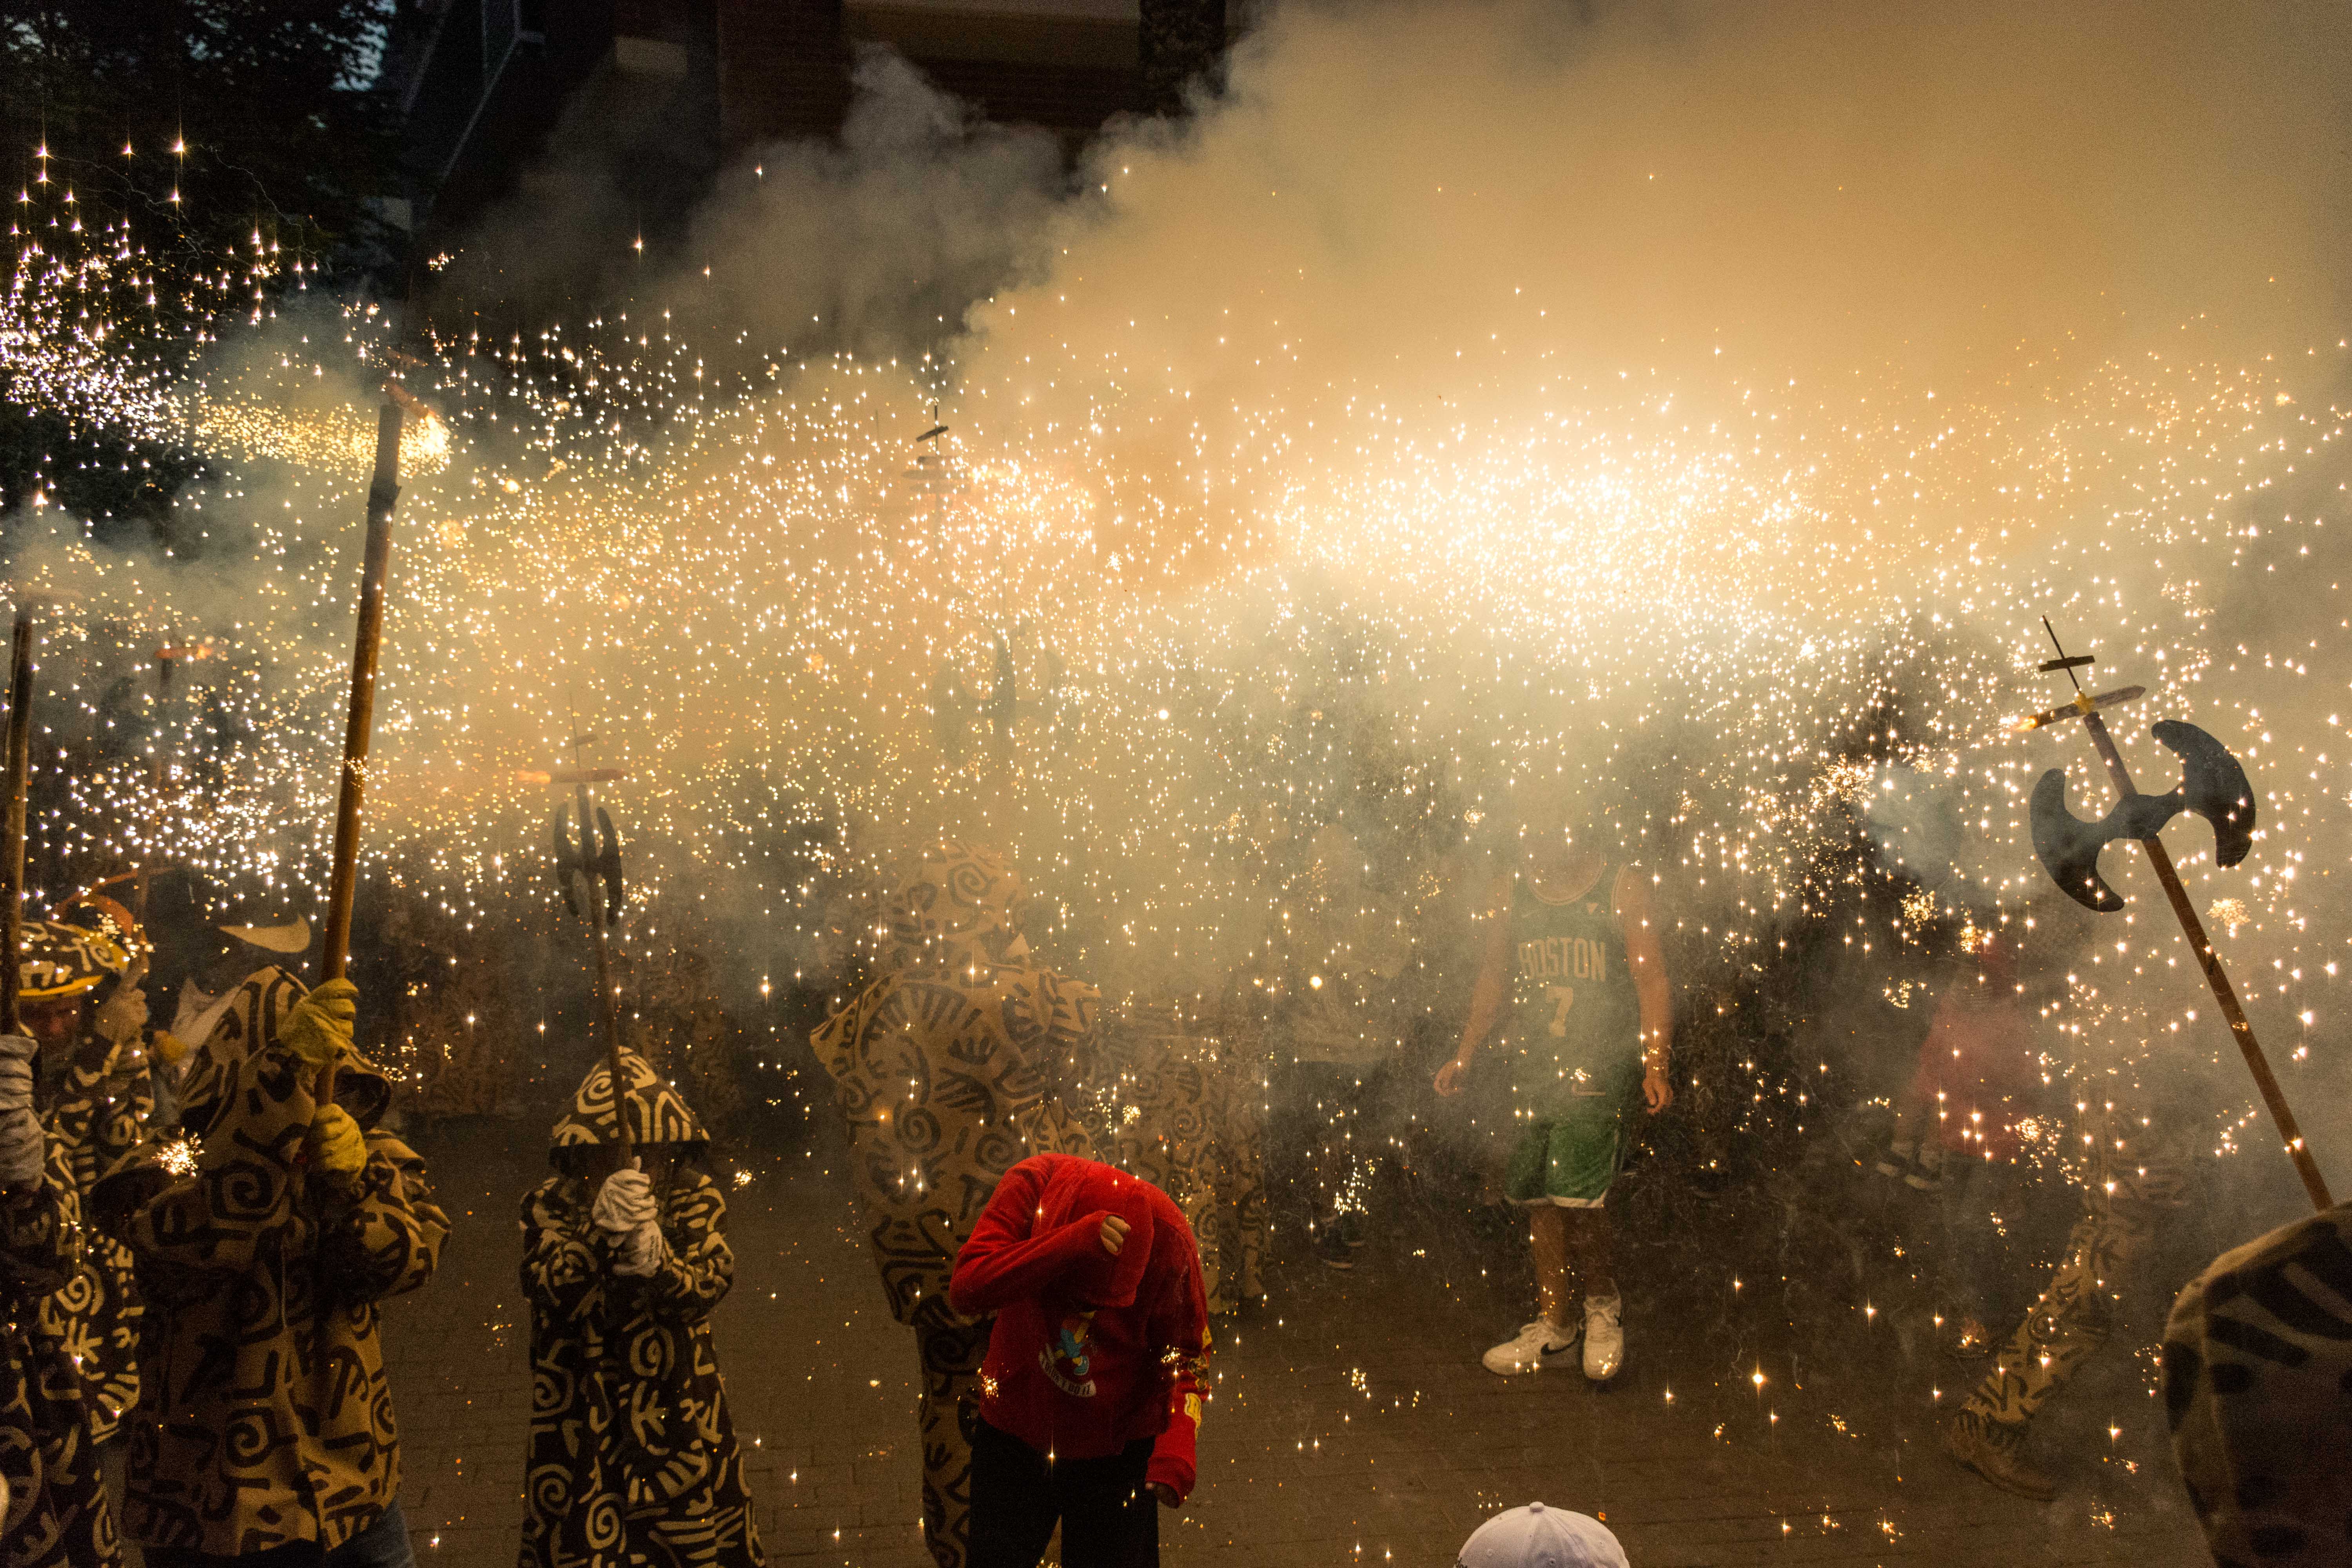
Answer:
[
  {"left": 18, "top": 911, "right": 158, "bottom": 1451},
  {"left": 1941, "top": 1093, "right": 2194, "bottom": 1499},
  {"left": 812, "top": 842, "right": 1101, "bottom": 1568},
  {"left": 91, "top": 970, "right": 449, "bottom": 1565},
  {"left": 0, "top": 1027, "right": 120, "bottom": 1568},
  {"left": 517, "top": 1049, "right": 762, "bottom": 1568}
]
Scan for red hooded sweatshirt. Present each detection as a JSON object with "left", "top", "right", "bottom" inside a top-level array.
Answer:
[{"left": 947, "top": 1153, "right": 1212, "bottom": 1500}]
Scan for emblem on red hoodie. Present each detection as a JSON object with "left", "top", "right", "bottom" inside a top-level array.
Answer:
[{"left": 1040, "top": 1311, "right": 1099, "bottom": 1397}]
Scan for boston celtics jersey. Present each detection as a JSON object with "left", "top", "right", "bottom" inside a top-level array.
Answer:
[{"left": 1504, "top": 863, "right": 1642, "bottom": 1117}]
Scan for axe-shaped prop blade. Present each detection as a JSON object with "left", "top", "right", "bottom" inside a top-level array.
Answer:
[
  {"left": 548, "top": 804, "right": 625, "bottom": 927},
  {"left": 550, "top": 804, "right": 585, "bottom": 918},
  {"left": 543, "top": 728, "right": 634, "bottom": 1158},
  {"left": 593, "top": 807, "right": 625, "bottom": 924},
  {"left": 2030, "top": 720, "right": 2256, "bottom": 911},
  {"left": 2022, "top": 618, "right": 2327, "bottom": 1210}
]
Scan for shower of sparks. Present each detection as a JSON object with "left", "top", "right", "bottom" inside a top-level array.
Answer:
[
  {"left": 2, "top": 134, "right": 2347, "bottom": 1155},
  {"left": 2, "top": 212, "right": 181, "bottom": 443}
]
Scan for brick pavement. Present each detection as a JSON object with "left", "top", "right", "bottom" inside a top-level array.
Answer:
[{"left": 380, "top": 1118, "right": 2207, "bottom": 1568}]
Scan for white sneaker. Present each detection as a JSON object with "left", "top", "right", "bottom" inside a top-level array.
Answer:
[
  {"left": 1583, "top": 1292, "right": 1624, "bottom": 1381},
  {"left": 1482, "top": 1319, "right": 1581, "bottom": 1376}
]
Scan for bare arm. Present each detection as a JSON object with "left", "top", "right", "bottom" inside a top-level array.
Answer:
[
  {"left": 1435, "top": 878, "right": 1513, "bottom": 1096},
  {"left": 1616, "top": 867, "right": 1675, "bottom": 1113}
]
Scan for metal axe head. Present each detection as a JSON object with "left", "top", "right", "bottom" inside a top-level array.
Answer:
[
  {"left": 550, "top": 804, "right": 586, "bottom": 917},
  {"left": 2151, "top": 719, "right": 2258, "bottom": 863},
  {"left": 593, "top": 807, "right": 625, "bottom": 926},
  {"left": 2030, "top": 769, "right": 2125, "bottom": 911},
  {"left": 2030, "top": 720, "right": 2256, "bottom": 912}
]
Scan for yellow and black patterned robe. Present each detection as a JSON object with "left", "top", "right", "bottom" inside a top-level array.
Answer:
[
  {"left": 812, "top": 842, "right": 1102, "bottom": 1568},
  {"left": 4, "top": 1140, "right": 119, "bottom": 1568},
  {"left": 0, "top": 1166, "right": 69, "bottom": 1539},
  {"left": 91, "top": 967, "right": 450, "bottom": 1556},
  {"left": 1094, "top": 1009, "right": 1267, "bottom": 1316},
  {"left": 814, "top": 959, "right": 1101, "bottom": 1326},
  {"left": 518, "top": 1052, "right": 761, "bottom": 1568},
  {"left": 36, "top": 1046, "right": 151, "bottom": 1445}
]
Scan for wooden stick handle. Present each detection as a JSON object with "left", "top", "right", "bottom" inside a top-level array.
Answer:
[
  {"left": 2081, "top": 713, "right": 2332, "bottom": 1210},
  {"left": 315, "top": 393, "right": 405, "bottom": 1111},
  {"left": 1, "top": 609, "right": 35, "bottom": 1038},
  {"left": 2140, "top": 833, "right": 2331, "bottom": 1209},
  {"left": 573, "top": 782, "right": 633, "bottom": 1157}
]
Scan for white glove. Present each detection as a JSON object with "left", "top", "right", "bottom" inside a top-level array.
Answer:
[
  {"left": 611, "top": 1220, "right": 667, "bottom": 1278},
  {"left": 0, "top": 1037, "right": 43, "bottom": 1190},
  {"left": 592, "top": 1162, "right": 657, "bottom": 1233},
  {"left": 91, "top": 959, "right": 149, "bottom": 1053},
  {"left": 593, "top": 1161, "right": 667, "bottom": 1277}
]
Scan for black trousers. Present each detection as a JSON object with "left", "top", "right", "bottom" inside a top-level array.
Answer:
[{"left": 967, "top": 1420, "right": 1158, "bottom": 1568}]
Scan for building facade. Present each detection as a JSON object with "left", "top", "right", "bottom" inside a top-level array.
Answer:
[{"left": 397, "top": 0, "right": 1229, "bottom": 234}]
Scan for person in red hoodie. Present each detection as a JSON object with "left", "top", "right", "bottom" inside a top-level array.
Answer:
[{"left": 947, "top": 1154, "right": 1210, "bottom": 1568}]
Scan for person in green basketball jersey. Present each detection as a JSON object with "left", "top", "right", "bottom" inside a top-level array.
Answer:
[{"left": 1434, "top": 793, "right": 1672, "bottom": 1381}]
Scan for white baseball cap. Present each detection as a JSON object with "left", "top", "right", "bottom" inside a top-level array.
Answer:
[{"left": 1457, "top": 1502, "right": 1629, "bottom": 1568}]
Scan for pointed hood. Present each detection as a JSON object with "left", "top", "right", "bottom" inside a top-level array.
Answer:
[
  {"left": 174, "top": 965, "right": 392, "bottom": 1136},
  {"left": 549, "top": 1048, "right": 708, "bottom": 1166},
  {"left": 882, "top": 840, "right": 1024, "bottom": 972},
  {"left": 91, "top": 965, "right": 395, "bottom": 1234},
  {"left": 175, "top": 967, "right": 394, "bottom": 1135},
  {"left": 1033, "top": 1157, "right": 1162, "bottom": 1310}
]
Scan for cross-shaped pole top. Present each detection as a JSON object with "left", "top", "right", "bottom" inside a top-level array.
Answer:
[{"left": 2014, "top": 619, "right": 2144, "bottom": 733}]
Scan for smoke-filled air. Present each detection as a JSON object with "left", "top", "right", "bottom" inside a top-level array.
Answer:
[{"left": 8, "top": 0, "right": 2352, "bottom": 1555}]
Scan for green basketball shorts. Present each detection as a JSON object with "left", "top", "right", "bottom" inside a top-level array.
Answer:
[{"left": 1504, "top": 1094, "right": 1626, "bottom": 1207}]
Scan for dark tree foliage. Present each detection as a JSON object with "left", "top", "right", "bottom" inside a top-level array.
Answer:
[
  {"left": 0, "top": 1, "right": 402, "bottom": 270},
  {"left": 0, "top": 411, "right": 200, "bottom": 545},
  {"left": 0, "top": 1, "right": 407, "bottom": 540}
]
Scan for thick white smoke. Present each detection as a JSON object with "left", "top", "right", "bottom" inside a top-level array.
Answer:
[{"left": 7, "top": 0, "right": 2351, "bottom": 1196}]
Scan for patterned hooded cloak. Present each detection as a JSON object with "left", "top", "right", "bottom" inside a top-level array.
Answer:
[
  {"left": 2163, "top": 1203, "right": 2352, "bottom": 1566},
  {"left": 21, "top": 915, "right": 150, "bottom": 1449},
  {"left": 811, "top": 842, "right": 1100, "bottom": 1568},
  {"left": 2, "top": 1144, "right": 119, "bottom": 1568},
  {"left": 517, "top": 1051, "right": 762, "bottom": 1568},
  {"left": 36, "top": 1060, "right": 147, "bottom": 1450},
  {"left": 89, "top": 967, "right": 449, "bottom": 1556}
]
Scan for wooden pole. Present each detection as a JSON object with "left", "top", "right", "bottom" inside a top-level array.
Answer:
[
  {"left": 135, "top": 645, "right": 180, "bottom": 920},
  {"left": 568, "top": 768, "right": 633, "bottom": 1159},
  {"left": 2076, "top": 708, "right": 2332, "bottom": 1210},
  {"left": 2, "top": 609, "right": 35, "bottom": 1037},
  {"left": 314, "top": 372, "right": 407, "bottom": 1107}
]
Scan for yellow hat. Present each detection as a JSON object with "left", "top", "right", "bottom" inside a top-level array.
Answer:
[{"left": 18, "top": 919, "right": 132, "bottom": 1000}]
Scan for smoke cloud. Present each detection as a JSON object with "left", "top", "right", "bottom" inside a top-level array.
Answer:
[{"left": 8, "top": 0, "right": 2352, "bottom": 1203}]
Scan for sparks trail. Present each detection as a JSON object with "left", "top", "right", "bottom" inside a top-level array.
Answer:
[{"left": 3, "top": 263, "right": 2350, "bottom": 1145}]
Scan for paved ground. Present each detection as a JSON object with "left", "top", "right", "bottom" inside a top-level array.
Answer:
[{"left": 381, "top": 1114, "right": 2208, "bottom": 1568}]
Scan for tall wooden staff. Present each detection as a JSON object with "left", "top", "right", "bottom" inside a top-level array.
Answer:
[
  {"left": 2024, "top": 620, "right": 2331, "bottom": 1210},
  {"left": 1, "top": 607, "right": 36, "bottom": 1037},
  {"left": 550, "top": 737, "right": 632, "bottom": 1158},
  {"left": 313, "top": 333, "right": 411, "bottom": 1105}
]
